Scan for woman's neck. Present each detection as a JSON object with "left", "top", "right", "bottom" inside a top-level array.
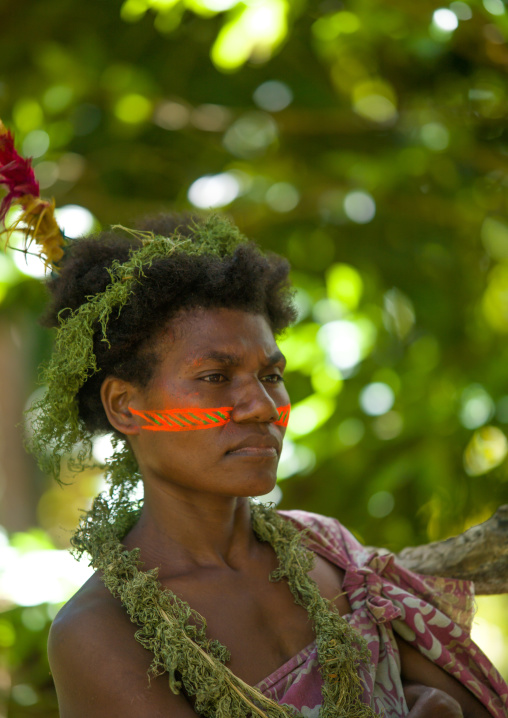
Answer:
[{"left": 123, "top": 483, "right": 259, "bottom": 574}]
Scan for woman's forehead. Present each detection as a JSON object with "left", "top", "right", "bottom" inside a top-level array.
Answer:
[{"left": 160, "top": 307, "right": 281, "bottom": 363}]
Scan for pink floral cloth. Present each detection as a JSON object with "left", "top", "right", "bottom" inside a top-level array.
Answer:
[{"left": 255, "top": 510, "right": 508, "bottom": 717}]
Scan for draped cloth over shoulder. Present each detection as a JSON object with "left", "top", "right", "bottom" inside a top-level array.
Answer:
[{"left": 255, "top": 511, "right": 508, "bottom": 718}]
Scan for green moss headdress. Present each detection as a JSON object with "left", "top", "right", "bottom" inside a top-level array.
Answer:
[
  {"left": 2, "top": 121, "right": 379, "bottom": 718},
  {"left": 28, "top": 214, "right": 246, "bottom": 483}
]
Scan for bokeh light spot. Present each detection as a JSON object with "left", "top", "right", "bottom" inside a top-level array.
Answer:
[
  {"left": 257, "top": 483, "right": 283, "bottom": 505},
  {"left": 265, "top": 182, "right": 299, "bottom": 212},
  {"left": 343, "top": 191, "right": 376, "bottom": 223},
  {"left": 34, "top": 161, "right": 59, "bottom": 189},
  {"left": 13, "top": 99, "right": 43, "bottom": 133},
  {"left": 11, "top": 684, "right": 38, "bottom": 707},
  {"left": 312, "top": 298, "right": 345, "bottom": 324},
  {"left": 318, "top": 320, "right": 362, "bottom": 370},
  {"left": 5, "top": 216, "right": 49, "bottom": 278},
  {"left": 472, "top": 600, "right": 508, "bottom": 675},
  {"left": 383, "top": 288, "right": 415, "bottom": 339},
  {"left": 10, "top": 250, "right": 47, "bottom": 279},
  {"left": 353, "top": 80, "right": 398, "bottom": 124},
  {"left": 460, "top": 384, "right": 495, "bottom": 429},
  {"left": 188, "top": 172, "right": 241, "bottom": 208},
  {"left": 326, "top": 263, "right": 363, "bottom": 310},
  {"left": 372, "top": 411, "right": 403, "bottom": 440},
  {"left": 367, "top": 491, "right": 395, "bottom": 518},
  {"left": 481, "top": 216, "right": 508, "bottom": 260},
  {"left": 360, "top": 382, "right": 395, "bottom": 416},
  {"left": 421, "top": 122, "right": 449, "bottom": 151},
  {"left": 311, "top": 364, "right": 343, "bottom": 396},
  {"left": 114, "top": 93, "right": 152, "bottom": 124},
  {"left": 43, "top": 85, "right": 73, "bottom": 113},
  {"left": 223, "top": 112, "right": 278, "bottom": 158},
  {"left": 277, "top": 322, "right": 323, "bottom": 373},
  {"left": 312, "top": 11, "right": 360, "bottom": 40},
  {"left": 196, "top": 0, "right": 239, "bottom": 10},
  {"left": 354, "top": 95, "right": 397, "bottom": 123},
  {"left": 58, "top": 153, "right": 86, "bottom": 183},
  {"left": 121, "top": 0, "right": 148, "bottom": 22},
  {"left": 0, "top": 546, "right": 93, "bottom": 605},
  {"left": 337, "top": 417, "right": 364, "bottom": 446},
  {"left": 55, "top": 205, "right": 95, "bottom": 238},
  {"left": 482, "top": 265, "right": 508, "bottom": 332},
  {"left": 464, "top": 426, "right": 508, "bottom": 475},
  {"left": 450, "top": 1, "right": 473, "bottom": 20},
  {"left": 432, "top": 8, "right": 459, "bottom": 31},
  {"left": 92, "top": 434, "right": 115, "bottom": 464},
  {"left": 288, "top": 395, "right": 335, "bottom": 437},
  {"left": 21, "top": 606, "right": 47, "bottom": 632},
  {"left": 277, "top": 438, "right": 316, "bottom": 478},
  {"left": 483, "top": 0, "right": 505, "bottom": 15},
  {"left": 22, "top": 130, "right": 50, "bottom": 159},
  {"left": 253, "top": 80, "right": 293, "bottom": 112},
  {"left": 0, "top": 619, "right": 15, "bottom": 648},
  {"left": 154, "top": 100, "right": 190, "bottom": 130},
  {"left": 190, "top": 104, "right": 231, "bottom": 131},
  {"left": 211, "top": 0, "right": 287, "bottom": 70}
]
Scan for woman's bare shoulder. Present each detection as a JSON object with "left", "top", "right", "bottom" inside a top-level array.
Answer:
[
  {"left": 50, "top": 570, "right": 130, "bottom": 633},
  {"left": 49, "top": 572, "right": 197, "bottom": 717}
]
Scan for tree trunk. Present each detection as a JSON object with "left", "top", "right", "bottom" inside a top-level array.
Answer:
[{"left": 391, "top": 505, "right": 508, "bottom": 595}]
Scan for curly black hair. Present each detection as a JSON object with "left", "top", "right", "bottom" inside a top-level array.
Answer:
[{"left": 41, "top": 214, "right": 297, "bottom": 434}]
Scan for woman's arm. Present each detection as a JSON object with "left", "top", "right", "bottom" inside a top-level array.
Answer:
[
  {"left": 396, "top": 635, "right": 492, "bottom": 718},
  {"left": 48, "top": 596, "right": 198, "bottom": 718},
  {"left": 404, "top": 683, "right": 464, "bottom": 717}
]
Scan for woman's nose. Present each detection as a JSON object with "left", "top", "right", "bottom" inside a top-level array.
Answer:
[{"left": 230, "top": 380, "right": 278, "bottom": 424}]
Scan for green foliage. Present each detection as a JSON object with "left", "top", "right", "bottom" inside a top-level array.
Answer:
[{"left": 0, "top": 603, "right": 58, "bottom": 718}]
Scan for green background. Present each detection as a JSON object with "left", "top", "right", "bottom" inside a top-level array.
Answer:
[{"left": 0, "top": 0, "right": 507, "bottom": 714}]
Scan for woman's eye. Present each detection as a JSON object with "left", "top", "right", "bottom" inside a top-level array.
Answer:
[
  {"left": 202, "top": 374, "right": 227, "bottom": 383},
  {"left": 262, "top": 374, "right": 284, "bottom": 384}
]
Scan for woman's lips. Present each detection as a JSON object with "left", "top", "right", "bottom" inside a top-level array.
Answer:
[
  {"left": 226, "top": 446, "right": 278, "bottom": 458},
  {"left": 225, "top": 434, "right": 280, "bottom": 457}
]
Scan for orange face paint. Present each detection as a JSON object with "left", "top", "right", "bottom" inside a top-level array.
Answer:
[{"left": 129, "top": 404, "right": 291, "bottom": 431}]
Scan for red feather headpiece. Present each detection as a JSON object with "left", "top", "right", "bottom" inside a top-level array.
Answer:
[{"left": 0, "top": 119, "right": 65, "bottom": 269}]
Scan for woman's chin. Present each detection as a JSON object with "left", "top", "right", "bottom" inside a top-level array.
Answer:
[
  {"left": 243, "top": 476, "right": 278, "bottom": 499},
  {"left": 219, "top": 472, "right": 277, "bottom": 499}
]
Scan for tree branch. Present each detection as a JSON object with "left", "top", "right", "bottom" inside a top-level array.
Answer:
[{"left": 393, "top": 505, "right": 508, "bottom": 595}]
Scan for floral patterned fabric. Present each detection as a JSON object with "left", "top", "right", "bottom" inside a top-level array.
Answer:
[{"left": 255, "top": 510, "right": 508, "bottom": 718}]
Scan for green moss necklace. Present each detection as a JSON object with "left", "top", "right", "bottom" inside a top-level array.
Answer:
[{"left": 72, "top": 444, "right": 379, "bottom": 718}]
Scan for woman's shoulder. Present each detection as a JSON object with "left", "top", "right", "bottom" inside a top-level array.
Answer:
[
  {"left": 48, "top": 572, "right": 196, "bottom": 717},
  {"left": 49, "top": 571, "right": 126, "bottom": 650},
  {"left": 48, "top": 571, "right": 140, "bottom": 691}
]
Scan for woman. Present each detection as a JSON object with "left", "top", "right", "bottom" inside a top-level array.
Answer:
[{"left": 21, "top": 213, "right": 508, "bottom": 717}]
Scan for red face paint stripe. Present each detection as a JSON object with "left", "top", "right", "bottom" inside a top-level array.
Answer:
[
  {"left": 274, "top": 404, "right": 291, "bottom": 427},
  {"left": 129, "top": 406, "right": 233, "bottom": 431},
  {"left": 129, "top": 404, "right": 291, "bottom": 431}
]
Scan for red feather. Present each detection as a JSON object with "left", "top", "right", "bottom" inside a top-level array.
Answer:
[
  {"left": 0, "top": 126, "right": 40, "bottom": 220},
  {"left": 0, "top": 121, "right": 65, "bottom": 269}
]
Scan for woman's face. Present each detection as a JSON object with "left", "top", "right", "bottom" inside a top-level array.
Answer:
[{"left": 127, "top": 307, "right": 290, "bottom": 499}]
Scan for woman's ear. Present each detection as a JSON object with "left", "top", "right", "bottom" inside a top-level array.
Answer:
[{"left": 100, "top": 377, "right": 140, "bottom": 435}]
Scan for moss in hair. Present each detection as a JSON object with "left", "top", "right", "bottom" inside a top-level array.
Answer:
[{"left": 30, "top": 213, "right": 296, "bottom": 480}]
